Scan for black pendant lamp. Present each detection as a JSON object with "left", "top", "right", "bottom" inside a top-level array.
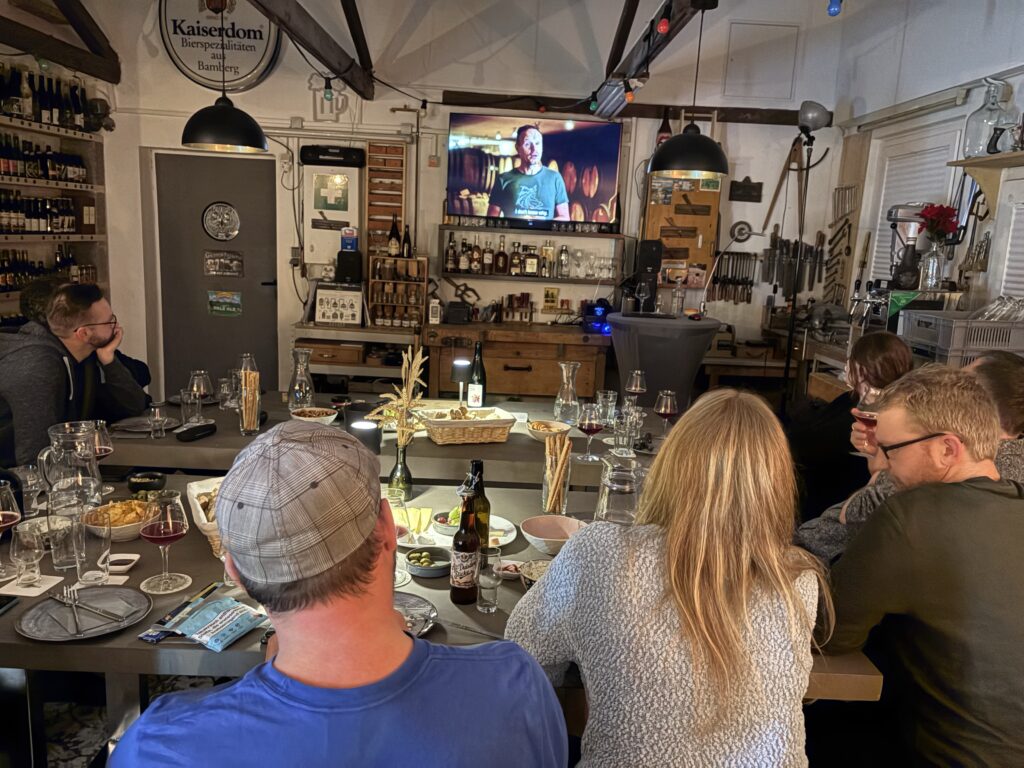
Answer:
[
  {"left": 647, "top": 8, "right": 727, "bottom": 179},
  {"left": 182, "top": 2, "right": 267, "bottom": 153}
]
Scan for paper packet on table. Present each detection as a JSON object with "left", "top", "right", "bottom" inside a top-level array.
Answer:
[{"left": 138, "top": 581, "right": 267, "bottom": 651}]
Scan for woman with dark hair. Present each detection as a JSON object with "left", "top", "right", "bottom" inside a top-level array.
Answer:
[
  {"left": 787, "top": 331, "right": 913, "bottom": 522},
  {"left": 798, "top": 350, "right": 1024, "bottom": 565}
]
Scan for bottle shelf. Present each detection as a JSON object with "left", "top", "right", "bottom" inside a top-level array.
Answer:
[
  {"left": 439, "top": 224, "right": 627, "bottom": 241},
  {"left": 441, "top": 271, "right": 615, "bottom": 286},
  {"left": 0, "top": 234, "right": 105, "bottom": 243},
  {"left": 369, "top": 278, "right": 424, "bottom": 286},
  {"left": 0, "top": 114, "right": 101, "bottom": 143},
  {"left": 0, "top": 176, "right": 102, "bottom": 193}
]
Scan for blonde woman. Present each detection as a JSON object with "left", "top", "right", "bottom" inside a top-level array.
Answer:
[{"left": 507, "top": 389, "right": 832, "bottom": 767}]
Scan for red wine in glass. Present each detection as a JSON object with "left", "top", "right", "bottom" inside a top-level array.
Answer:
[
  {"left": 578, "top": 422, "right": 604, "bottom": 437},
  {"left": 854, "top": 411, "right": 878, "bottom": 427},
  {"left": 140, "top": 521, "right": 188, "bottom": 546}
]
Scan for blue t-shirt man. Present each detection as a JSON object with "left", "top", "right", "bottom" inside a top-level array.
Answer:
[{"left": 110, "top": 638, "right": 567, "bottom": 767}]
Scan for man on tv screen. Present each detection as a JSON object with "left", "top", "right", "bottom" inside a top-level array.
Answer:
[{"left": 487, "top": 125, "right": 570, "bottom": 221}]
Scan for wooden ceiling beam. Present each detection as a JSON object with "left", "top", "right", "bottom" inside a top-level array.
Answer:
[
  {"left": 440, "top": 90, "right": 798, "bottom": 125},
  {"left": 340, "top": 0, "right": 373, "bottom": 76},
  {"left": 606, "top": 0, "right": 640, "bottom": 79},
  {"left": 0, "top": 14, "right": 120, "bottom": 83},
  {"left": 247, "top": 0, "right": 374, "bottom": 100}
]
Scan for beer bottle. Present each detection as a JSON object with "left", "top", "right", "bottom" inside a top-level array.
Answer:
[
  {"left": 469, "top": 459, "right": 491, "bottom": 551},
  {"left": 450, "top": 493, "right": 480, "bottom": 605}
]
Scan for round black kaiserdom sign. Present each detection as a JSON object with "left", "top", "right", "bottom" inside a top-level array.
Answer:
[{"left": 159, "top": 0, "right": 282, "bottom": 92}]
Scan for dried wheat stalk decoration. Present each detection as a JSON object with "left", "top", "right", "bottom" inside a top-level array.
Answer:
[{"left": 367, "top": 346, "right": 427, "bottom": 448}]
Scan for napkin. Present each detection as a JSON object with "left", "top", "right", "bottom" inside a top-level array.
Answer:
[{"left": 0, "top": 574, "right": 63, "bottom": 597}]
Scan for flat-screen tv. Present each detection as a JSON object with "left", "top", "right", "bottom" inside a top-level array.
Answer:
[{"left": 447, "top": 113, "right": 622, "bottom": 227}]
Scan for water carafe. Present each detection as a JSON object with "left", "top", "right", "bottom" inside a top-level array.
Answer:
[
  {"left": 595, "top": 457, "right": 645, "bottom": 525},
  {"left": 288, "top": 347, "right": 315, "bottom": 412},
  {"left": 554, "top": 361, "right": 581, "bottom": 424}
]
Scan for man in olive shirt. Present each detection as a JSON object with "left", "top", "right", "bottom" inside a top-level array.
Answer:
[{"left": 827, "top": 365, "right": 1024, "bottom": 765}]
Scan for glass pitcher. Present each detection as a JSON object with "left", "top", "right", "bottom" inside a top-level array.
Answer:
[
  {"left": 595, "top": 457, "right": 645, "bottom": 525},
  {"left": 288, "top": 347, "right": 315, "bottom": 412},
  {"left": 554, "top": 361, "right": 581, "bottom": 424}
]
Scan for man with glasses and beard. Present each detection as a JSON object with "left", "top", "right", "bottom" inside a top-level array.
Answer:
[
  {"left": 0, "top": 283, "right": 147, "bottom": 466},
  {"left": 826, "top": 364, "right": 1024, "bottom": 766}
]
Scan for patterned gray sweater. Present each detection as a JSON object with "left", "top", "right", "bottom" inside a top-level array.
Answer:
[
  {"left": 796, "top": 438, "right": 1024, "bottom": 564},
  {"left": 506, "top": 522, "right": 819, "bottom": 768}
]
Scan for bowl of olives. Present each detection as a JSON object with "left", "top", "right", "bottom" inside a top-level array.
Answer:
[{"left": 405, "top": 547, "right": 451, "bottom": 578}]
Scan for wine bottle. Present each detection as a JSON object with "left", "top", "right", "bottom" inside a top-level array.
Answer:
[
  {"left": 444, "top": 232, "right": 457, "bottom": 273},
  {"left": 43, "top": 78, "right": 55, "bottom": 124},
  {"left": 469, "top": 234, "right": 482, "bottom": 274},
  {"left": 401, "top": 224, "right": 412, "bottom": 258},
  {"left": 495, "top": 236, "right": 509, "bottom": 274},
  {"left": 482, "top": 240, "right": 494, "bottom": 275},
  {"left": 70, "top": 84, "right": 85, "bottom": 129},
  {"left": 468, "top": 459, "right": 491, "bottom": 553},
  {"left": 458, "top": 239, "right": 470, "bottom": 272},
  {"left": 387, "top": 214, "right": 401, "bottom": 256},
  {"left": 467, "top": 341, "right": 486, "bottom": 407}
]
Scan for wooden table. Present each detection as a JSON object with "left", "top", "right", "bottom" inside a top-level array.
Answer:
[
  {"left": 0, "top": 479, "right": 880, "bottom": 764},
  {"left": 108, "top": 398, "right": 658, "bottom": 488}
]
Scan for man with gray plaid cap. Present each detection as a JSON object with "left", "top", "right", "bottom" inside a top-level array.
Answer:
[{"left": 112, "top": 421, "right": 567, "bottom": 767}]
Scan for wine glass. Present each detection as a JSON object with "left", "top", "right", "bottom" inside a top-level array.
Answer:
[
  {"left": 187, "top": 370, "right": 215, "bottom": 425},
  {"left": 149, "top": 402, "right": 170, "bottom": 439},
  {"left": 0, "top": 481, "right": 22, "bottom": 581},
  {"left": 653, "top": 390, "right": 679, "bottom": 438},
  {"left": 577, "top": 404, "right": 604, "bottom": 463},
  {"left": 10, "top": 521, "right": 44, "bottom": 587},
  {"left": 634, "top": 281, "right": 650, "bottom": 312},
  {"left": 625, "top": 369, "right": 647, "bottom": 410},
  {"left": 139, "top": 491, "right": 192, "bottom": 595},
  {"left": 93, "top": 420, "right": 115, "bottom": 495}
]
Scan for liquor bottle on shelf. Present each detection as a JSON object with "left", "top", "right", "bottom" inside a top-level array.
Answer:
[
  {"left": 467, "top": 341, "right": 486, "bottom": 407},
  {"left": 470, "top": 235, "right": 482, "bottom": 274},
  {"left": 387, "top": 214, "right": 401, "bottom": 256},
  {"left": 524, "top": 246, "right": 539, "bottom": 277},
  {"left": 495, "top": 236, "right": 509, "bottom": 275},
  {"left": 43, "top": 78, "right": 56, "bottom": 125},
  {"left": 558, "top": 244, "right": 571, "bottom": 279},
  {"left": 458, "top": 239, "right": 470, "bottom": 272},
  {"left": 482, "top": 240, "right": 494, "bottom": 275},
  {"left": 401, "top": 224, "right": 412, "bottom": 258},
  {"left": 70, "top": 84, "right": 85, "bottom": 129},
  {"left": 509, "top": 242, "right": 523, "bottom": 276},
  {"left": 444, "top": 232, "right": 458, "bottom": 273},
  {"left": 449, "top": 490, "right": 480, "bottom": 606}
]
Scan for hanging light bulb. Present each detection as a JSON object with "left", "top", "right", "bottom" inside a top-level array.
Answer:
[
  {"left": 181, "top": 2, "right": 267, "bottom": 153},
  {"left": 323, "top": 77, "right": 334, "bottom": 102},
  {"left": 656, "top": 4, "right": 672, "bottom": 35},
  {"left": 624, "top": 81, "right": 635, "bottom": 104},
  {"left": 589, "top": 91, "right": 599, "bottom": 112}
]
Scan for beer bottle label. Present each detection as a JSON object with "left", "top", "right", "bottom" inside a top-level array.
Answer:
[
  {"left": 467, "top": 383, "right": 483, "bottom": 408},
  {"left": 450, "top": 550, "right": 479, "bottom": 589}
]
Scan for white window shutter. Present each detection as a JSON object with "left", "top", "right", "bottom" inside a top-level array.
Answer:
[
  {"left": 869, "top": 146, "right": 955, "bottom": 283},
  {"left": 1001, "top": 203, "right": 1024, "bottom": 296}
]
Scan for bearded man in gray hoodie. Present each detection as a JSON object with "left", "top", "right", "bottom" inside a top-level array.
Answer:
[{"left": 0, "top": 283, "right": 148, "bottom": 466}]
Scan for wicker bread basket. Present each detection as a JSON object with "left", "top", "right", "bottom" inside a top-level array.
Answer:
[
  {"left": 185, "top": 477, "right": 224, "bottom": 558},
  {"left": 413, "top": 406, "right": 516, "bottom": 445}
]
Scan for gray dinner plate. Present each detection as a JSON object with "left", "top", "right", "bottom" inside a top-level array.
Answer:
[
  {"left": 112, "top": 416, "right": 182, "bottom": 433},
  {"left": 166, "top": 394, "right": 218, "bottom": 406},
  {"left": 15, "top": 586, "right": 153, "bottom": 642},
  {"left": 394, "top": 592, "right": 436, "bottom": 637}
]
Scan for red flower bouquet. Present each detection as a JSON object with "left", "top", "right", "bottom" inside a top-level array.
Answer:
[{"left": 918, "top": 204, "right": 958, "bottom": 242}]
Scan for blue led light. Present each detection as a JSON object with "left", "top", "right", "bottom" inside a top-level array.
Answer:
[
  {"left": 827, "top": 0, "right": 842, "bottom": 16},
  {"left": 601, "top": 323, "right": 612, "bottom": 335}
]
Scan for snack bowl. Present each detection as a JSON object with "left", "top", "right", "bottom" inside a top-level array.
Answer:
[
  {"left": 527, "top": 420, "right": 571, "bottom": 442},
  {"left": 290, "top": 407, "right": 338, "bottom": 425},
  {"left": 431, "top": 509, "right": 460, "bottom": 536},
  {"left": 496, "top": 559, "right": 524, "bottom": 581},
  {"left": 520, "top": 515, "right": 586, "bottom": 556},
  {"left": 404, "top": 547, "right": 451, "bottom": 578},
  {"left": 127, "top": 471, "right": 166, "bottom": 493},
  {"left": 520, "top": 559, "right": 551, "bottom": 590},
  {"left": 85, "top": 499, "right": 150, "bottom": 542}
]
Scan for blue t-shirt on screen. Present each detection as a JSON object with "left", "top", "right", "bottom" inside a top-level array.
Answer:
[{"left": 110, "top": 638, "right": 567, "bottom": 768}]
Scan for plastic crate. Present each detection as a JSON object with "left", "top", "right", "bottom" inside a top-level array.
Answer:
[
  {"left": 899, "top": 310, "right": 1024, "bottom": 353},
  {"left": 926, "top": 347, "right": 1024, "bottom": 368}
]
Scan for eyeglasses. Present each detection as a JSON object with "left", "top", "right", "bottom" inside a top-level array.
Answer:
[
  {"left": 877, "top": 432, "right": 949, "bottom": 459},
  {"left": 76, "top": 314, "right": 117, "bottom": 330}
]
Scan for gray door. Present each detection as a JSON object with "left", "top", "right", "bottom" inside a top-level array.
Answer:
[{"left": 155, "top": 153, "right": 278, "bottom": 397}]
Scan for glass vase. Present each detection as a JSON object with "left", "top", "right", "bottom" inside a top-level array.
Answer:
[
  {"left": 554, "top": 361, "right": 581, "bottom": 424},
  {"left": 920, "top": 244, "right": 944, "bottom": 291},
  {"left": 964, "top": 81, "right": 1019, "bottom": 157},
  {"left": 288, "top": 347, "right": 315, "bottom": 412},
  {"left": 388, "top": 444, "right": 413, "bottom": 501}
]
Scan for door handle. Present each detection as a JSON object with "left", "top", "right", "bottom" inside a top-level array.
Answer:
[
  {"left": 260, "top": 280, "right": 278, "bottom": 287},
  {"left": 503, "top": 364, "right": 532, "bottom": 372}
]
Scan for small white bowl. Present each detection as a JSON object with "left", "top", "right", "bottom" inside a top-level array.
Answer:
[
  {"left": 290, "top": 408, "right": 338, "bottom": 425},
  {"left": 91, "top": 520, "right": 144, "bottom": 543},
  {"left": 526, "top": 420, "right": 571, "bottom": 442},
  {"left": 520, "top": 515, "right": 586, "bottom": 556}
]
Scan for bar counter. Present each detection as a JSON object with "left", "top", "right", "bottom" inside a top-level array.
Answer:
[{"left": 0, "top": 477, "right": 880, "bottom": 764}]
